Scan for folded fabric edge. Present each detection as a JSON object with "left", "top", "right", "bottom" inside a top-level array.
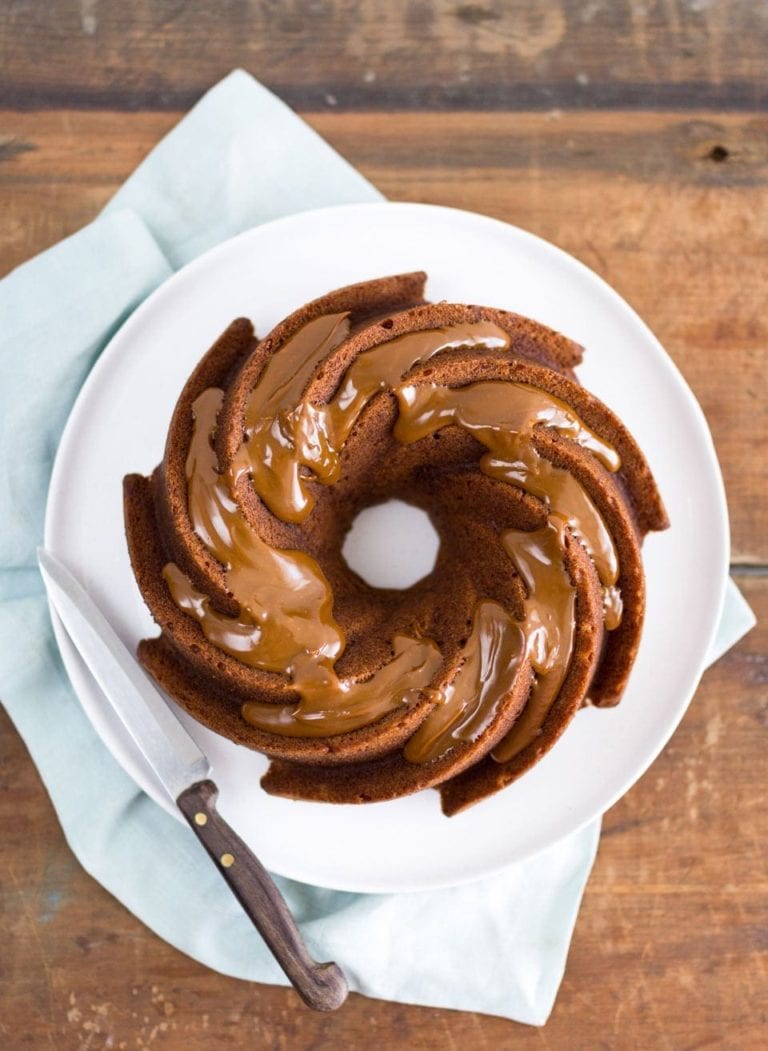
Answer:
[
  {"left": 705, "top": 577, "right": 757, "bottom": 666},
  {"left": 101, "top": 69, "right": 383, "bottom": 269},
  {"left": 0, "top": 207, "right": 171, "bottom": 310},
  {"left": 341, "top": 819, "right": 603, "bottom": 1026}
]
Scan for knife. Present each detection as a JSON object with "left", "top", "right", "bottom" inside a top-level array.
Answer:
[{"left": 37, "top": 548, "right": 348, "bottom": 1012}]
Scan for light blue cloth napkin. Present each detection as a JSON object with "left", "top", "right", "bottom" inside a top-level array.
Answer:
[{"left": 0, "top": 71, "right": 756, "bottom": 1025}]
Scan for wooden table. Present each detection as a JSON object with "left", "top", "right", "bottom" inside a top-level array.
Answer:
[{"left": 2, "top": 3, "right": 766, "bottom": 1047}]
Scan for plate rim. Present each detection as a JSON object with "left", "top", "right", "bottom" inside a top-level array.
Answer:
[{"left": 44, "top": 200, "right": 730, "bottom": 892}]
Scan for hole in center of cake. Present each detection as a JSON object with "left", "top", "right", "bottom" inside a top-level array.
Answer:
[{"left": 342, "top": 499, "right": 440, "bottom": 589}]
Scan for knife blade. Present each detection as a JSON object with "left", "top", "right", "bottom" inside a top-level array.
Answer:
[
  {"left": 37, "top": 548, "right": 348, "bottom": 1012},
  {"left": 38, "top": 547, "right": 211, "bottom": 801}
]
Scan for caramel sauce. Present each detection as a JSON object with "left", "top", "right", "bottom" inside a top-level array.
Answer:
[
  {"left": 602, "top": 584, "right": 623, "bottom": 631},
  {"left": 396, "top": 379, "right": 619, "bottom": 472},
  {"left": 185, "top": 388, "right": 343, "bottom": 670},
  {"left": 393, "top": 380, "right": 622, "bottom": 762},
  {"left": 171, "top": 386, "right": 442, "bottom": 733},
  {"left": 241, "top": 637, "right": 442, "bottom": 737},
  {"left": 404, "top": 602, "right": 526, "bottom": 763},
  {"left": 395, "top": 381, "right": 620, "bottom": 588},
  {"left": 164, "top": 313, "right": 623, "bottom": 761},
  {"left": 403, "top": 521, "right": 576, "bottom": 765},
  {"left": 229, "top": 312, "right": 351, "bottom": 523},
  {"left": 231, "top": 320, "right": 511, "bottom": 522},
  {"left": 491, "top": 520, "right": 576, "bottom": 762}
]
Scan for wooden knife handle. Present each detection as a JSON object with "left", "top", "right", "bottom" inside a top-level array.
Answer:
[{"left": 177, "top": 779, "right": 348, "bottom": 1011}]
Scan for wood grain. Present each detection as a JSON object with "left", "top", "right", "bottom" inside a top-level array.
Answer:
[
  {"left": 2, "top": 108, "right": 766, "bottom": 561},
  {"left": 1, "top": 0, "right": 767, "bottom": 111},
  {"left": 2, "top": 576, "right": 765, "bottom": 1049},
  {"left": 1, "top": 2, "right": 766, "bottom": 1044}
]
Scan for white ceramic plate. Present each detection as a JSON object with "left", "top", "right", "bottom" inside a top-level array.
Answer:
[{"left": 44, "top": 202, "right": 728, "bottom": 893}]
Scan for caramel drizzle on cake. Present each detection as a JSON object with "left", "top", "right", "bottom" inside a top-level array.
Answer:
[
  {"left": 394, "top": 380, "right": 620, "bottom": 585},
  {"left": 165, "top": 386, "right": 442, "bottom": 735},
  {"left": 405, "top": 521, "right": 576, "bottom": 765},
  {"left": 164, "top": 316, "right": 621, "bottom": 764},
  {"left": 229, "top": 318, "right": 511, "bottom": 522}
]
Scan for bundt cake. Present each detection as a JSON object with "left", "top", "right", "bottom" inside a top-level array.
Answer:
[{"left": 124, "top": 271, "right": 668, "bottom": 816}]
